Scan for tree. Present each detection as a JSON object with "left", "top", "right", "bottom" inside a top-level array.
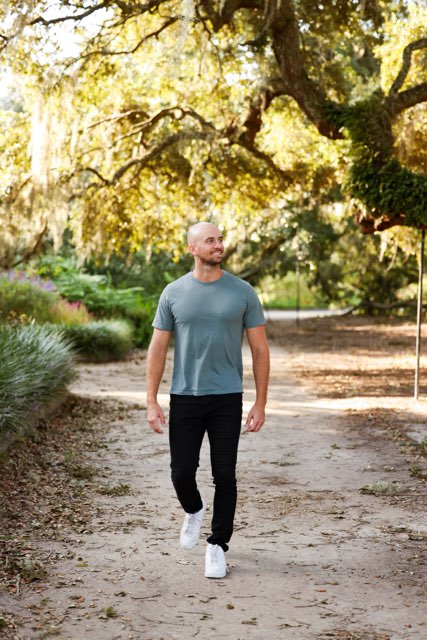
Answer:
[{"left": 0, "top": 1, "right": 426, "bottom": 278}]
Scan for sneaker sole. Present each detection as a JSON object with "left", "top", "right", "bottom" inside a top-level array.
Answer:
[
  {"left": 204, "top": 569, "right": 228, "bottom": 579},
  {"left": 180, "top": 541, "right": 197, "bottom": 550}
]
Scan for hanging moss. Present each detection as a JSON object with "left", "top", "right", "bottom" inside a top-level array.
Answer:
[{"left": 326, "top": 95, "right": 427, "bottom": 228}]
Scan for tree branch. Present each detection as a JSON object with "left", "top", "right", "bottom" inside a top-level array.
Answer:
[
  {"left": 386, "top": 82, "right": 427, "bottom": 117},
  {"left": 12, "top": 221, "right": 49, "bottom": 268},
  {"left": 81, "top": 167, "right": 111, "bottom": 185},
  {"left": 388, "top": 37, "right": 427, "bottom": 95},
  {"left": 87, "top": 106, "right": 216, "bottom": 136},
  {"left": 77, "top": 16, "right": 178, "bottom": 61},
  {"left": 355, "top": 211, "right": 427, "bottom": 234},
  {"left": 71, "top": 128, "right": 219, "bottom": 197},
  {"left": 111, "top": 130, "right": 217, "bottom": 182},
  {"left": 30, "top": 2, "right": 110, "bottom": 27},
  {"left": 236, "top": 78, "right": 286, "bottom": 147},
  {"left": 235, "top": 138, "right": 292, "bottom": 184},
  {"left": 267, "top": 0, "right": 343, "bottom": 140},
  {"left": 198, "top": 0, "right": 261, "bottom": 31},
  {"left": 236, "top": 234, "right": 287, "bottom": 282}
]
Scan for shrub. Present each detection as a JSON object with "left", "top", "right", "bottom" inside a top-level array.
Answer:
[
  {"left": 62, "top": 320, "right": 134, "bottom": 362},
  {"left": 0, "top": 272, "right": 92, "bottom": 327},
  {"left": 32, "top": 256, "right": 156, "bottom": 346},
  {"left": 0, "top": 274, "right": 58, "bottom": 324},
  {"left": 54, "top": 272, "right": 155, "bottom": 343},
  {"left": 49, "top": 299, "right": 93, "bottom": 326},
  {"left": 119, "top": 295, "right": 157, "bottom": 347},
  {"left": 35, "top": 259, "right": 144, "bottom": 316},
  {"left": 0, "top": 325, "right": 75, "bottom": 440}
]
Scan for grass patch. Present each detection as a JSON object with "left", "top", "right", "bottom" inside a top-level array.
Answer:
[
  {"left": 98, "top": 483, "right": 132, "bottom": 497},
  {"left": 68, "top": 464, "right": 97, "bottom": 480},
  {"left": 410, "top": 466, "right": 427, "bottom": 480},
  {"left": 359, "top": 481, "right": 405, "bottom": 496}
]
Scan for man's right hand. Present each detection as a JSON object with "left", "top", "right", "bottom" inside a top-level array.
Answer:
[{"left": 147, "top": 401, "right": 166, "bottom": 434}]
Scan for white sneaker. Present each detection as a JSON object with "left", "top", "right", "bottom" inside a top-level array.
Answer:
[
  {"left": 205, "top": 543, "right": 228, "bottom": 578},
  {"left": 180, "top": 500, "right": 205, "bottom": 550}
]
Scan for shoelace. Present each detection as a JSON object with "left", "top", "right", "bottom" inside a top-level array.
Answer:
[
  {"left": 208, "top": 546, "right": 228, "bottom": 572},
  {"left": 209, "top": 545, "right": 220, "bottom": 560}
]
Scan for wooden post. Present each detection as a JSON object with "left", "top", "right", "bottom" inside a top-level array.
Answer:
[{"left": 414, "top": 228, "right": 425, "bottom": 400}]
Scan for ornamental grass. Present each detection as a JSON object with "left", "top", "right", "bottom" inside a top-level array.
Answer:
[
  {"left": 0, "top": 325, "right": 76, "bottom": 441},
  {"left": 62, "top": 320, "right": 134, "bottom": 362}
]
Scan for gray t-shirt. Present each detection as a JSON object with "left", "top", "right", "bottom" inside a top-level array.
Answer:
[{"left": 152, "top": 271, "right": 266, "bottom": 395}]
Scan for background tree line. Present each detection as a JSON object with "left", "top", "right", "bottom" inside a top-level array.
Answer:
[{"left": 0, "top": 0, "right": 426, "bottom": 308}]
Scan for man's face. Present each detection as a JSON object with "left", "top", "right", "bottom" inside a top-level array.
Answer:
[{"left": 189, "top": 227, "right": 224, "bottom": 266}]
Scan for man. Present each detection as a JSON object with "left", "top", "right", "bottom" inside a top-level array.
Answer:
[{"left": 146, "top": 221, "right": 270, "bottom": 579}]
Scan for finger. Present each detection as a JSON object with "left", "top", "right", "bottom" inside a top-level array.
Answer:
[
  {"left": 150, "top": 421, "right": 164, "bottom": 434},
  {"left": 247, "top": 417, "right": 264, "bottom": 432},
  {"left": 148, "top": 415, "right": 162, "bottom": 433}
]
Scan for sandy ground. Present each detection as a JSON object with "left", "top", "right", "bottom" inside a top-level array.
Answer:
[{"left": 1, "top": 324, "right": 427, "bottom": 640}]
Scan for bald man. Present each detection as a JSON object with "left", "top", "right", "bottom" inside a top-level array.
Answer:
[{"left": 146, "top": 222, "right": 270, "bottom": 578}]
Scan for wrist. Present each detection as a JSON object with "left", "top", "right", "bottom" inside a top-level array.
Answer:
[{"left": 254, "top": 400, "right": 267, "bottom": 408}]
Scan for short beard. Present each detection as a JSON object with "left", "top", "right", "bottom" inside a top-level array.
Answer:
[{"left": 200, "top": 257, "right": 222, "bottom": 267}]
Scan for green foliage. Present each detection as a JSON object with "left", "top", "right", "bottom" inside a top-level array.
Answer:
[
  {"left": 60, "top": 320, "right": 134, "bottom": 362},
  {"left": 34, "top": 254, "right": 157, "bottom": 346},
  {"left": 349, "top": 157, "right": 427, "bottom": 227},
  {"left": 0, "top": 2, "right": 426, "bottom": 308},
  {"left": 0, "top": 275, "right": 58, "bottom": 324},
  {"left": 0, "top": 324, "right": 75, "bottom": 437},
  {"left": 0, "top": 272, "right": 92, "bottom": 326},
  {"left": 342, "top": 97, "right": 427, "bottom": 227},
  {"left": 48, "top": 298, "right": 93, "bottom": 326},
  {"left": 86, "top": 249, "right": 188, "bottom": 294},
  {"left": 330, "top": 220, "right": 419, "bottom": 308},
  {"left": 260, "top": 272, "right": 327, "bottom": 309},
  {"left": 36, "top": 256, "right": 143, "bottom": 315}
]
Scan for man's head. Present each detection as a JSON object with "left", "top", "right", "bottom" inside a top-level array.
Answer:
[{"left": 187, "top": 222, "right": 224, "bottom": 267}]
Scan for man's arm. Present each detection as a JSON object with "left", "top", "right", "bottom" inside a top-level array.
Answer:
[
  {"left": 245, "top": 325, "right": 270, "bottom": 432},
  {"left": 146, "top": 328, "right": 172, "bottom": 434}
]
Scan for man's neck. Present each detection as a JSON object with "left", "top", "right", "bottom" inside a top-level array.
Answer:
[{"left": 192, "top": 265, "right": 224, "bottom": 283}]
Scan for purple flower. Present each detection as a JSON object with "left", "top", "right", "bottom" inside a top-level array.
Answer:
[{"left": 1, "top": 270, "right": 57, "bottom": 292}]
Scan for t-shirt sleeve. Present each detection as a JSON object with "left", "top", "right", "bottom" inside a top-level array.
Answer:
[
  {"left": 243, "top": 284, "right": 266, "bottom": 328},
  {"left": 152, "top": 289, "right": 174, "bottom": 331}
]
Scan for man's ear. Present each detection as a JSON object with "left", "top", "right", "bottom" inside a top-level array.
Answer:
[{"left": 188, "top": 243, "right": 196, "bottom": 256}]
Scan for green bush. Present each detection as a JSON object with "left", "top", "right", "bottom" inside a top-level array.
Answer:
[
  {"left": 0, "top": 276, "right": 58, "bottom": 324},
  {"left": 49, "top": 299, "right": 93, "bottom": 326},
  {"left": 0, "top": 325, "right": 75, "bottom": 439},
  {"left": 0, "top": 273, "right": 92, "bottom": 326},
  {"left": 120, "top": 296, "right": 157, "bottom": 347},
  {"left": 33, "top": 256, "right": 157, "bottom": 346},
  {"left": 55, "top": 275, "right": 156, "bottom": 346},
  {"left": 62, "top": 320, "right": 134, "bottom": 362}
]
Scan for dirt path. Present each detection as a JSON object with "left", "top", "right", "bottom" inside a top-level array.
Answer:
[{"left": 2, "top": 342, "right": 427, "bottom": 640}]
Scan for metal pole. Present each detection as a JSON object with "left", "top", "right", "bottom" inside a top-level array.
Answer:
[
  {"left": 414, "top": 228, "right": 425, "bottom": 400},
  {"left": 296, "top": 256, "right": 300, "bottom": 327}
]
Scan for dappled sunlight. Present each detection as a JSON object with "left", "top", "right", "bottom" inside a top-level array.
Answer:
[
  {"left": 309, "top": 395, "right": 427, "bottom": 415},
  {"left": 71, "top": 388, "right": 147, "bottom": 404}
]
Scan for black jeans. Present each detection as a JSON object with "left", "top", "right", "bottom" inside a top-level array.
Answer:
[{"left": 169, "top": 393, "right": 243, "bottom": 552}]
